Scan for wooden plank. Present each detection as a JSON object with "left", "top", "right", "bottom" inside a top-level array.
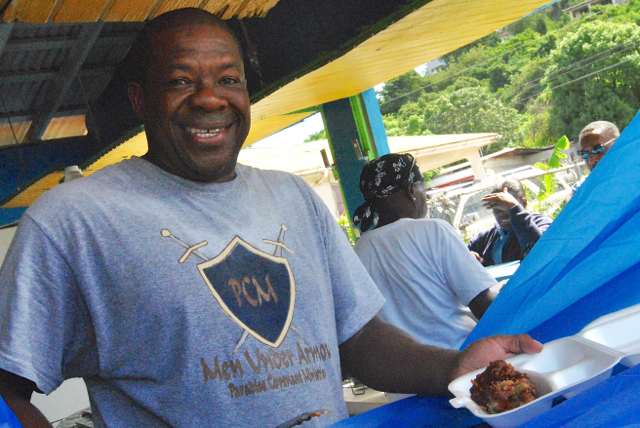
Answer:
[
  {"left": 52, "top": 0, "right": 112, "bottom": 22},
  {"left": 2, "top": 0, "right": 58, "bottom": 23},
  {"left": 154, "top": 0, "right": 204, "bottom": 17},
  {"left": 103, "top": 0, "right": 160, "bottom": 22}
]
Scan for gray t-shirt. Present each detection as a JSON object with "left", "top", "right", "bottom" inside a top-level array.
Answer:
[{"left": 0, "top": 157, "right": 384, "bottom": 427}]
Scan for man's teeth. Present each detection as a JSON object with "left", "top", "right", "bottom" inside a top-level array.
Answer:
[{"left": 185, "top": 126, "right": 223, "bottom": 137}]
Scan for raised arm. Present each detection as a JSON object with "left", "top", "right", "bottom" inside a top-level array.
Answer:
[
  {"left": 468, "top": 288, "right": 497, "bottom": 320},
  {"left": 339, "top": 316, "right": 542, "bottom": 396},
  {"left": 0, "top": 370, "right": 52, "bottom": 428},
  {"left": 508, "top": 205, "right": 552, "bottom": 250}
]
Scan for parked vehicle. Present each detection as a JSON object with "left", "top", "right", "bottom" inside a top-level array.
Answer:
[{"left": 426, "top": 164, "right": 582, "bottom": 240}]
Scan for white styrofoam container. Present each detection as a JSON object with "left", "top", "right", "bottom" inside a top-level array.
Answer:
[
  {"left": 448, "top": 336, "right": 623, "bottom": 428},
  {"left": 449, "top": 303, "right": 640, "bottom": 427},
  {"left": 576, "top": 303, "right": 640, "bottom": 367}
]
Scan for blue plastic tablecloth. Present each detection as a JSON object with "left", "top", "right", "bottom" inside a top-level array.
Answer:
[
  {"left": 331, "top": 364, "right": 640, "bottom": 428},
  {"left": 329, "top": 395, "right": 481, "bottom": 428},
  {"left": 331, "top": 111, "right": 640, "bottom": 428}
]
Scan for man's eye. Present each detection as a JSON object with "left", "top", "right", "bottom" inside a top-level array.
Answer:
[
  {"left": 220, "top": 77, "right": 242, "bottom": 86},
  {"left": 168, "top": 78, "right": 191, "bottom": 86}
]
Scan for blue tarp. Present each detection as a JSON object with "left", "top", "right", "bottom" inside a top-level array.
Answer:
[{"left": 464, "top": 110, "right": 640, "bottom": 347}]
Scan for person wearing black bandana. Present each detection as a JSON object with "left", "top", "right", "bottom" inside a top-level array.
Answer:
[{"left": 353, "top": 153, "right": 497, "bottom": 352}]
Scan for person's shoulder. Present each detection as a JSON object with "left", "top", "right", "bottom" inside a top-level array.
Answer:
[
  {"left": 469, "top": 223, "right": 497, "bottom": 243},
  {"left": 403, "top": 217, "right": 455, "bottom": 231},
  {"left": 25, "top": 160, "right": 135, "bottom": 219},
  {"left": 237, "top": 163, "right": 304, "bottom": 184},
  {"left": 531, "top": 211, "right": 553, "bottom": 222},
  {"left": 236, "top": 164, "right": 317, "bottom": 201}
]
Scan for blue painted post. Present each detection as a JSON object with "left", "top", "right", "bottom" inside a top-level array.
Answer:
[
  {"left": 322, "top": 98, "right": 365, "bottom": 224},
  {"left": 322, "top": 88, "right": 389, "bottom": 229},
  {"left": 361, "top": 88, "right": 390, "bottom": 156}
]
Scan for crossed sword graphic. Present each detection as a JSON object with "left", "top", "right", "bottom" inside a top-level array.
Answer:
[{"left": 161, "top": 225, "right": 307, "bottom": 353}]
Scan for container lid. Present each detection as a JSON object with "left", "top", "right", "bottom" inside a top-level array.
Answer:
[
  {"left": 64, "top": 166, "right": 82, "bottom": 174},
  {"left": 576, "top": 303, "right": 640, "bottom": 367}
]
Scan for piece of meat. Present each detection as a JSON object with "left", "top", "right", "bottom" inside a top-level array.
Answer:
[{"left": 470, "top": 360, "right": 537, "bottom": 414}]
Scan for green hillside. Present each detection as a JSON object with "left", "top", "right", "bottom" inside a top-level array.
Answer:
[{"left": 378, "top": 0, "right": 640, "bottom": 153}]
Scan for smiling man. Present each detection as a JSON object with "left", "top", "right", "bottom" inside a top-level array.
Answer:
[
  {"left": 0, "top": 8, "right": 541, "bottom": 428},
  {"left": 128, "top": 13, "right": 251, "bottom": 183}
]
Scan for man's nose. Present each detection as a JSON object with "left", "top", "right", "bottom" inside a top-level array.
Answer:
[{"left": 189, "top": 83, "right": 228, "bottom": 110}]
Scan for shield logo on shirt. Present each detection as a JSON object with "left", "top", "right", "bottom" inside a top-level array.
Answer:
[{"left": 197, "top": 236, "right": 295, "bottom": 348}]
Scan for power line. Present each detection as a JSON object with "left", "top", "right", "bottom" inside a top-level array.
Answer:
[
  {"left": 380, "top": 7, "right": 609, "bottom": 107},
  {"left": 390, "top": 54, "right": 637, "bottom": 136},
  {"left": 405, "top": 43, "right": 637, "bottom": 132}
]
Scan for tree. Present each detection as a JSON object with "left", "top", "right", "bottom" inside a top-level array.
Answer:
[
  {"left": 543, "top": 21, "right": 640, "bottom": 139},
  {"left": 377, "top": 70, "right": 425, "bottom": 115},
  {"left": 535, "top": 17, "right": 547, "bottom": 35},
  {"left": 304, "top": 129, "right": 326, "bottom": 142},
  {"left": 383, "top": 86, "right": 528, "bottom": 151}
]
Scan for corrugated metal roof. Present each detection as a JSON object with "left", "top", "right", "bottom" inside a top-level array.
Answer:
[
  {"left": 0, "top": 0, "right": 553, "bottom": 213},
  {"left": 41, "top": 115, "right": 87, "bottom": 140},
  {"left": 0, "top": 20, "right": 141, "bottom": 145}
]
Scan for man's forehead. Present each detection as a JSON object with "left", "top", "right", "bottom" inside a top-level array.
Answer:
[
  {"left": 149, "top": 23, "right": 237, "bottom": 53},
  {"left": 580, "top": 129, "right": 610, "bottom": 146}
]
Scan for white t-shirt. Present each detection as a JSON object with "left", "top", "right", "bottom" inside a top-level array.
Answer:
[{"left": 354, "top": 218, "right": 497, "bottom": 350}]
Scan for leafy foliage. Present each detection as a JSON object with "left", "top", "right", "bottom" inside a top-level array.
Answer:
[
  {"left": 304, "top": 129, "right": 326, "bottom": 142},
  {"left": 544, "top": 21, "right": 640, "bottom": 139},
  {"left": 534, "top": 135, "right": 570, "bottom": 205},
  {"left": 338, "top": 213, "right": 356, "bottom": 246},
  {"left": 374, "top": 1, "right": 640, "bottom": 149},
  {"left": 383, "top": 86, "right": 528, "bottom": 151}
]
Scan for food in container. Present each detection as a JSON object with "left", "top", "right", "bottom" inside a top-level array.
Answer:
[{"left": 470, "top": 360, "right": 537, "bottom": 414}]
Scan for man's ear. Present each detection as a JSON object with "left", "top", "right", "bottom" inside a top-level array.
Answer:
[
  {"left": 128, "top": 82, "right": 144, "bottom": 120},
  {"left": 405, "top": 183, "right": 417, "bottom": 202}
]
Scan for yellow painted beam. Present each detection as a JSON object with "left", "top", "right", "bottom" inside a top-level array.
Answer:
[
  {"left": 0, "top": 171, "right": 64, "bottom": 208},
  {"left": 250, "top": 0, "right": 551, "bottom": 129},
  {"left": 244, "top": 111, "right": 316, "bottom": 147}
]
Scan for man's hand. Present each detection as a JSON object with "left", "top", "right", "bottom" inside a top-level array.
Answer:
[
  {"left": 481, "top": 188, "right": 520, "bottom": 212},
  {"left": 452, "top": 334, "right": 543, "bottom": 381},
  {"left": 340, "top": 317, "right": 543, "bottom": 397},
  {"left": 470, "top": 251, "right": 483, "bottom": 264}
]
